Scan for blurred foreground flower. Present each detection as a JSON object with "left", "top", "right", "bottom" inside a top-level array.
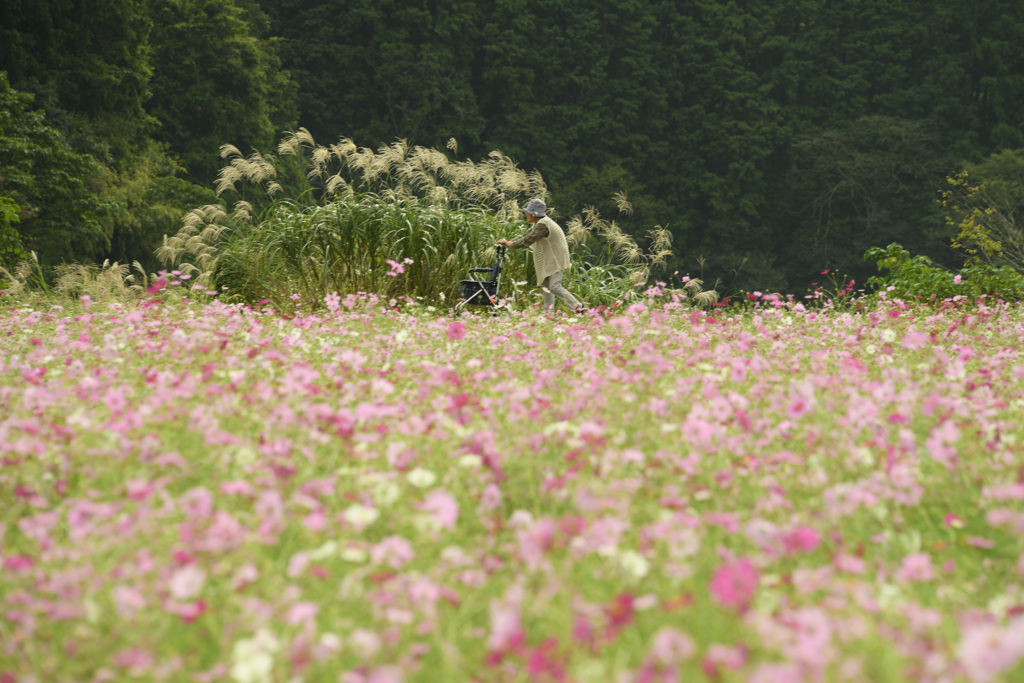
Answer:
[{"left": 230, "top": 629, "right": 280, "bottom": 683}]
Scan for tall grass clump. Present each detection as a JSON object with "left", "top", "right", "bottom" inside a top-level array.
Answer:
[{"left": 157, "top": 131, "right": 702, "bottom": 312}]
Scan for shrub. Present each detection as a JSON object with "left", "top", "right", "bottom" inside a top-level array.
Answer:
[{"left": 864, "top": 242, "right": 1024, "bottom": 304}]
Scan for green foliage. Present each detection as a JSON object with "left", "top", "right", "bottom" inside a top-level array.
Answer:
[
  {"left": 0, "top": 0, "right": 152, "bottom": 123},
  {"left": 784, "top": 116, "right": 949, "bottom": 288},
  {"left": 943, "top": 152, "right": 1024, "bottom": 274},
  {"left": 260, "top": 0, "right": 485, "bottom": 148},
  {"left": 864, "top": 242, "right": 1024, "bottom": 303},
  {"left": 0, "top": 72, "right": 113, "bottom": 265},
  {"left": 103, "top": 141, "right": 222, "bottom": 274},
  {"left": 146, "top": 0, "right": 298, "bottom": 184},
  {"left": 256, "top": 0, "right": 1024, "bottom": 292},
  {"left": 3, "top": 0, "right": 1024, "bottom": 293},
  {"left": 0, "top": 196, "right": 26, "bottom": 264}
]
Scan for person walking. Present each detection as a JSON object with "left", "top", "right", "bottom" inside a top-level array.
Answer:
[{"left": 498, "top": 198, "right": 585, "bottom": 314}]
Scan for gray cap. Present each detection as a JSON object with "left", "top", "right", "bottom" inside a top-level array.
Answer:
[{"left": 523, "top": 198, "right": 547, "bottom": 217}]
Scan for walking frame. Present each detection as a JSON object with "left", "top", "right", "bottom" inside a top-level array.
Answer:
[{"left": 452, "top": 245, "right": 509, "bottom": 316}]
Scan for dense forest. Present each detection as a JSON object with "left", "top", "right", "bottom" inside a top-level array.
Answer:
[{"left": 2, "top": 0, "right": 1024, "bottom": 293}]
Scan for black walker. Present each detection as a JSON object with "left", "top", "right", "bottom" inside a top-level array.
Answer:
[{"left": 453, "top": 245, "right": 508, "bottom": 315}]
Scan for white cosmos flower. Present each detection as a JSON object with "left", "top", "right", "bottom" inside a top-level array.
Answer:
[
  {"left": 308, "top": 540, "right": 338, "bottom": 561},
  {"left": 373, "top": 481, "right": 401, "bottom": 507},
  {"left": 230, "top": 629, "right": 280, "bottom": 683},
  {"left": 341, "top": 547, "right": 368, "bottom": 563},
  {"left": 620, "top": 550, "right": 650, "bottom": 579},
  {"left": 406, "top": 467, "right": 437, "bottom": 488},
  {"left": 344, "top": 504, "right": 380, "bottom": 527}
]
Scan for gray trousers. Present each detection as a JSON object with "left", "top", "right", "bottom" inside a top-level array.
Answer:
[{"left": 541, "top": 270, "right": 582, "bottom": 311}]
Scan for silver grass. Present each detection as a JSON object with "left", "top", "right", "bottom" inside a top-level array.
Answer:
[
  {"left": 325, "top": 174, "right": 349, "bottom": 196},
  {"left": 566, "top": 215, "right": 589, "bottom": 247},
  {"left": 331, "top": 139, "right": 358, "bottom": 162},
  {"left": 215, "top": 165, "right": 243, "bottom": 195},
  {"left": 614, "top": 191, "right": 634, "bottom": 216},
  {"left": 219, "top": 143, "right": 242, "bottom": 159},
  {"left": 309, "top": 146, "right": 331, "bottom": 180},
  {"left": 249, "top": 152, "right": 277, "bottom": 181},
  {"left": 199, "top": 224, "right": 229, "bottom": 243},
  {"left": 0, "top": 266, "right": 25, "bottom": 294},
  {"left": 233, "top": 200, "right": 254, "bottom": 224},
  {"left": 650, "top": 227, "right": 672, "bottom": 252},
  {"left": 428, "top": 186, "right": 449, "bottom": 205},
  {"left": 694, "top": 290, "right": 720, "bottom": 306},
  {"left": 294, "top": 127, "right": 316, "bottom": 148},
  {"left": 527, "top": 170, "right": 546, "bottom": 197},
  {"left": 155, "top": 236, "right": 183, "bottom": 266},
  {"left": 278, "top": 133, "right": 301, "bottom": 157}
]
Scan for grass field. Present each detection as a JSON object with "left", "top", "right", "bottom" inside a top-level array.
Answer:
[{"left": 2, "top": 292, "right": 1024, "bottom": 682}]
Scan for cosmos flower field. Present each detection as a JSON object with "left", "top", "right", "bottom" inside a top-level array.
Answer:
[{"left": 2, "top": 292, "right": 1024, "bottom": 683}]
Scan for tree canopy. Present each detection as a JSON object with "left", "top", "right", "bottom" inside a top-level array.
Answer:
[{"left": 2, "top": 0, "right": 1024, "bottom": 291}]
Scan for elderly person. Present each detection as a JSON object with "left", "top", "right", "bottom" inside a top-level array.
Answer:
[{"left": 498, "top": 198, "right": 585, "bottom": 314}]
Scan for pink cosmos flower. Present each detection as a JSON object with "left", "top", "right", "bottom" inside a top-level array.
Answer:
[
  {"left": 370, "top": 536, "right": 415, "bottom": 569},
  {"left": 169, "top": 564, "right": 206, "bottom": 600},
  {"left": 782, "top": 525, "right": 821, "bottom": 555},
  {"left": 366, "top": 666, "right": 404, "bottom": 683},
  {"left": 571, "top": 613, "right": 595, "bottom": 650},
  {"left": 480, "top": 482, "right": 502, "bottom": 510},
  {"left": 447, "top": 322, "right": 466, "bottom": 340},
  {"left": 787, "top": 397, "right": 810, "bottom": 419},
  {"left": 164, "top": 599, "right": 206, "bottom": 622},
  {"left": 926, "top": 420, "right": 960, "bottom": 470},
  {"left": 198, "top": 511, "right": 246, "bottom": 552},
  {"left": 287, "top": 552, "right": 311, "bottom": 578},
  {"left": 517, "top": 517, "right": 556, "bottom": 569},
  {"left": 959, "top": 616, "right": 1024, "bottom": 682},
  {"left": 349, "top": 629, "right": 382, "bottom": 658},
  {"left": 126, "top": 478, "right": 156, "bottom": 501},
  {"left": 701, "top": 643, "right": 748, "bottom": 678},
  {"left": 114, "top": 648, "right": 155, "bottom": 674},
  {"left": 113, "top": 585, "right": 147, "bottom": 616},
  {"left": 232, "top": 563, "right": 260, "bottom": 591},
  {"left": 896, "top": 552, "right": 934, "bottom": 582},
  {"left": 487, "top": 585, "right": 525, "bottom": 657},
  {"left": 604, "top": 593, "right": 636, "bottom": 639},
  {"left": 648, "top": 627, "right": 695, "bottom": 666},
  {"left": 417, "top": 489, "right": 460, "bottom": 530},
  {"left": 286, "top": 601, "right": 319, "bottom": 627},
  {"left": 179, "top": 486, "right": 215, "bottom": 519},
  {"left": 902, "top": 330, "right": 930, "bottom": 349},
  {"left": 945, "top": 513, "right": 966, "bottom": 529},
  {"left": 2, "top": 555, "right": 34, "bottom": 572},
  {"left": 709, "top": 558, "right": 759, "bottom": 612}
]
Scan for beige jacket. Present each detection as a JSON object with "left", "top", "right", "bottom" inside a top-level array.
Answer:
[{"left": 509, "top": 216, "right": 572, "bottom": 285}]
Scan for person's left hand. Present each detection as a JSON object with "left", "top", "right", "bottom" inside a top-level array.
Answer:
[{"left": 497, "top": 239, "right": 509, "bottom": 247}]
